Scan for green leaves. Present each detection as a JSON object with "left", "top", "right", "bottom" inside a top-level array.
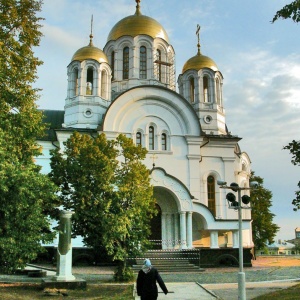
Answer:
[
  {"left": 250, "top": 172, "right": 279, "bottom": 250},
  {"left": 0, "top": 1, "right": 59, "bottom": 273},
  {"left": 50, "top": 132, "right": 156, "bottom": 265},
  {"left": 272, "top": 1, "right": 300, "bottom": 23},
  {"left": 284, "top": 140, "right": 300, "bottom": 166},
  {"left": 284, "top": 140, "right": 300, "bottom": 211},
  {"left": 0, "top": 130, "right": 59, "bottom": 273}
]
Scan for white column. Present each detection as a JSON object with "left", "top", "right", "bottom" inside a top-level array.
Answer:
[
  {"left": 165, "top": 213, "right": 172, "bottom": 249},
  {"left": 115, "top": 50, "right": 121, "bottom": 82},
  {"left": 169, "top": 214, "right": 175, "bottom": 248},
  {"left": 203, "top": 179, "right": 208, "bottom": 206},
  {"left": 233, "top": 230, "right": 239, "bottom": 248},
  {"left": 161, "top": 212, "right": 166, "bottom": 249},
  {"left": 157, "top": 133, "right": 162, "bottom": 151},
  {"left": 152, "top": 47, "right": 156, "bottom": 79},
  {"left": 186, "top": 211, "right": 193, "bottom": 249},
  {"left": 210, "top": 230, "right": 219, "bottom": 249},
  {"left": 180, "top": 212, "right": 187, "bottom": 249},
  {"left": 131, "top": 46, "right": 137, "bottom": 78},
  {"left": 96, "top": 68, "right": 101, "bottom": 97},
  {"left": 78, "top": 66, "right": 83, "bottom": 96},
  {"left": 174, "top": 213, "right": 179, "bottom": 249}
]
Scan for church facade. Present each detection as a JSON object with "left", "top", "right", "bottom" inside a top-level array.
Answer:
[{"left": 37, "top": 0, "right": 253, "bottom": 255}]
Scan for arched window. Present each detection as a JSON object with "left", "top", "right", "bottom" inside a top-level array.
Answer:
[
  {"left": 156, "top": 49, "right": 162, "bottom": 81},
  {"left": 149, "top": 126, "right": 154, "bottom": 150},
  {"left": 86, "top": 67, "right": 93, "bottom": 95},
  {"left": 123, "top": 47, "right": 129, "bottom": 79},
  {"left": 189, "top": 77, "right": 195, "bottom": 103},
  {"left": 136, "top": 132, "right": 142, "bottom": 146},
  {"left": 111, "top": 51, "right": 115, "bottom": 81},
  {"left": 207, "top": 175, "right": 216, "bottom": 216},
  {"left": 140, "top": 46, "right": 147, "bottom": 79},
  {"left": 203, "top": 76, "right": 209, "bottom": 102},
  {"left": 161, "top": 133, "right": 167, "bottom": 150}
]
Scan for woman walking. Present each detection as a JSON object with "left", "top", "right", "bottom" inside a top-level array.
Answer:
[{"left": 136, "top": 259, "right": 168, "bottom": 300}]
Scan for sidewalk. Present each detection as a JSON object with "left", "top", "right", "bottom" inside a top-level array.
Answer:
[
  {"left": 134, "top": 282, "right": 218, "bottom": 299},
  {"left": 133, "top": 280, "right": 300, "bottom": 300},
  {"left": 202, "top": 280, "right": 300, "bottom": 299},
  {"left": 1, "top": 264, "right": 300, "bottom": 300}
]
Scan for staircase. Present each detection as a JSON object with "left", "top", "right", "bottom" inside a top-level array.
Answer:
[{"left": 130, "top": 249, "right": 205, "bottom": 273}]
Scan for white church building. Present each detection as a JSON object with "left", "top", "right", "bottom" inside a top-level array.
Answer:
[{"left": 37, "top": 0, "right": 253, "bottom": 264}]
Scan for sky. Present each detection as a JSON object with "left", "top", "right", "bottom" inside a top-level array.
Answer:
[{"left": 34, "top": 0, "right": 300, "bottom": 241}]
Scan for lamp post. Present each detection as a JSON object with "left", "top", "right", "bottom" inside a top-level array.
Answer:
[
  {"left": 217, "top": 180, "right": 258, "bottom": 300},
  {"left": 237, "top": 187, "right": 245, "bottom": 300}
]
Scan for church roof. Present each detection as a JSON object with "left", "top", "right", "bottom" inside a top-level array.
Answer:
[
  {"left": 71, "top": 38, "right": 108, "bottom": 64},
  {"left": 107, "top": 1, "right": 169, "bottom": 43},
  {"left": 182, "top": 52, "right": 218, "bottom": 73},
  {"left": 182, "top": 24, "right": 218, "bottom": 74},
  {"left": 40, "top": 110, "right": 64, "bottom": 141}
]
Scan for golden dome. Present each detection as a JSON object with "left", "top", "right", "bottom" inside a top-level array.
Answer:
[
  {"left": 182, "top": 52, "right": 218, "bottom": 73},
  {"left": 72, "top": 38, "right": 108, "bottom": 64},
  {"left": 107, "top": 2, "right": 169, "bottom": 43}
]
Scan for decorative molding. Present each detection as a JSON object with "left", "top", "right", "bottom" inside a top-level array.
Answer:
[{"left": 151, "top": 168, "right": 192, "bottom": 211}]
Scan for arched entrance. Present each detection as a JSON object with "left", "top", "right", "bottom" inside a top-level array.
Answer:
[
  {"left": 149, "top": 204, "right": 162, "bottom": 249},
  {"left": 150, "top": 186, "right": 180, "bottom": 249}
]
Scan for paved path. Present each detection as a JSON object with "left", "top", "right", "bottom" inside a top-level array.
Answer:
[
  {"left": 1, "top": 264, "right": 300, "bottom": 299},
  {"left": 134, "top": 282, "right": 217, "bottom": 299},
  {"left": 203, "top": 280, "right": 300, "bottom": 299},
  {"left": 133, "top": 279, "right": 300, "bottom": 300}
]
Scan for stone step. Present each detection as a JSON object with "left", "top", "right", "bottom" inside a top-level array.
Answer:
[
  {"left": 132, "top": 258, "right": 203, "bottom": 273},
  {"left": 130, "top": 249, "right": 204, "bottom": 272}
]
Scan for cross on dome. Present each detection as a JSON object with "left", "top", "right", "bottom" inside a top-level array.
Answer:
[
  {"left": 135, "top": 0, "right": 141, "bottom": 15},
  {"left": 89, "top": 15, "right": 94, "bottom": 46},
  {"left": 196, "top": 24, "right": 201, "bottom": 55}
]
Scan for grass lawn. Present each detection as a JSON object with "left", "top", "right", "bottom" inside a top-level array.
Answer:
[
  {"left": 252, "top": 283, "right": 300, "bottom": 300},
  {"left": 0, "top": 283, "right": 134, "bottom": 300}
]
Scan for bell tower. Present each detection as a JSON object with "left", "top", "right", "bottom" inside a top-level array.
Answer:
[
  {"left": 64, "top": 19, "right": 112, "bottom": 129},
  {"left": 178, "top": 25, "right": 226, "bottom": 135}
]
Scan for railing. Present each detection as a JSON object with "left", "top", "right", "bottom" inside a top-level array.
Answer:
[
  {"left": 149, "top": 239, "right": 185, "bottom": 249},
  {"left": 134, "top": 239, "right": 201, "bottom": 267}
]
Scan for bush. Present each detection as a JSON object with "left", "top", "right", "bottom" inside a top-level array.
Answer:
[{"left": 114, "top": 265, "right": 134, "bottom": 282}]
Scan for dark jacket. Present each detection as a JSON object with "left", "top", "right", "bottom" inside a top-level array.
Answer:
[{"left": 136, "top": 267, "right": 168, "bottom": 299}]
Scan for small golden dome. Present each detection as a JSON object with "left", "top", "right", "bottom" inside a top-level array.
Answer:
[
  {"left": 107, "top": 1, "right": 169, "bottom": 43},
  {"left": 182, "top": 52, "right": 218, "bottom": 73},
  {"left": 72, "top": 38, "right": 108, "bottom": 64}
]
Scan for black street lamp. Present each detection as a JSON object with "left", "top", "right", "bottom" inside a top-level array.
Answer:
[{"left": 217, "top": 180, "right": 258, "bottom": 300}]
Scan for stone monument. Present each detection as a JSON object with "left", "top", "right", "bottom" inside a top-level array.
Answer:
[
  {"left": 54, "top": 210, "right": 75, "bottom": 281},
  {"left": 42, "top": 210, "right": 86, "bottom": 289}
]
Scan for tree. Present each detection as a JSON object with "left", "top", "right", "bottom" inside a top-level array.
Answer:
[
  {"left": 250, "top": 172, "right": 280, "bottom": 250},
  {"left": 283, "top": 140, "right": 300, "bottom": 211},
  {"left": 49, "top": 132, "right": 156, "bottom": 281},
  {"left": 272, "top": 0, "right": 300, "bottom": 23},
  {"left": 0, "top": 0, "right": 59, "bottom": 272},
  {"left": 0, "top": 130, "right": 58, "bottom": 273}
]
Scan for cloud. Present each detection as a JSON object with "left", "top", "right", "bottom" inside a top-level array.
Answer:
[
  {"left": 219, "top": 47, "right": 300, "bottom": 240},
  {"left": 41, "top": 24, "right": 81, "bottom": 55},
  {"left": 224, "top": 50, "right": 300, "bottom": 139}
]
